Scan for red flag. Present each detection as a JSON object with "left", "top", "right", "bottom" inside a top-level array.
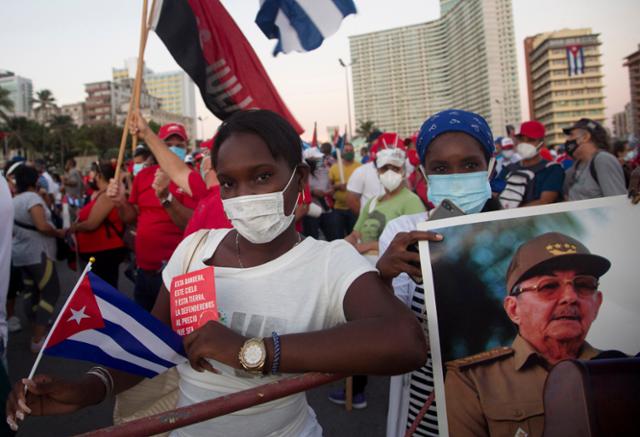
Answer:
[
  {"left": 311, "top": 122, "right": 318, "bottom": 148},
  {"left": 151, "top": 0, "right": 303, "bottom": 133},
  {"left": 47, "top": 275, "right": 105, "bottom": 347},
  {"left": 332, "top": 127, "right": 340, "bottom": 146}
]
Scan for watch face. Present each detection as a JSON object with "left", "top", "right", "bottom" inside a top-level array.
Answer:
[{"left": 244, "top": 343, "right": 263, "bottom": 366}]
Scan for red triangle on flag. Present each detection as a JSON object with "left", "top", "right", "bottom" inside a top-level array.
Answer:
[{"left": 47, "top": 275, "right": 105, "bottom": 348}]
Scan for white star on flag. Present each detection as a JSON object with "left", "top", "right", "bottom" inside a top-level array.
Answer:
[{"left": 68, "top": 306, "right": 90, "bottom": 325}]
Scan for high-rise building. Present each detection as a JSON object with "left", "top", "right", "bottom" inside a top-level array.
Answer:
[
  {"left": 348, "top": 0, "right": 521, "bottom": 137},
  {"left": 113, "top": 59, "right": 197, "bottom": 139},
  {"left": 524, "top": 28, "right": 605, "bottom": 145},
  {"left": 60, "top": 102, "right": 86, "bottom": 127},
  {"left": 84, "top": 79, "right": 160, "bottom": 126},
  {"left": 624, "top": 44, "right": 640, "bottom": 138},
  {"left": 0, "top": 70, "right": 33, "bottom": 118},
  {"left": 612, "top": 103, "right": 632, "bottom": 140}
]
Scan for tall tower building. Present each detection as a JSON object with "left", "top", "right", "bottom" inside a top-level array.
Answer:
[
  {"left": 0, "top": 70, "right": 33, "bottom": 118},
  {"left": 112, "top": 59, "right": 197, "bottom": 138},
  {"left": 524, "top": 29, "right": 605, "bottom": 145},
  {"left": 624, "top": 44, "right": 640, "bottom": 138},
  {"left": 349, "top": 0, "right": 521, "bottom": 137}
]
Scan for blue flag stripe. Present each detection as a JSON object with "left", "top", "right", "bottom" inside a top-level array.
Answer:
[
  {"left": 88, "top": 273, "right": 185, "bottom": 356},
  {"left": 330, "top": 0, "right": 357, "bottom": 17},
  {"left": 97, "top": 320, "right": 181, "bottom": 370},
  {"left": 280, "top": 1, "right": 324, "bottom": 52},
  {"left": 46, "top": 340, "right": 158, "bottom": 378}
]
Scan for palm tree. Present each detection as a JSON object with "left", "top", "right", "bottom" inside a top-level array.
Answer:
[
  {"left": 0, "top": 87, "right": 14, "bottom": 123},
  {"left": 356, "top": 120, "right": 378, "bottom": 140},
  {"left": 49, "top": 115, "right": 75, "bottom": 167},
  {"left": 32, "top": 89, "right": 57, "bottom": 124}
]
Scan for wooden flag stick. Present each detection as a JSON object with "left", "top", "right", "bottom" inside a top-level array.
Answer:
[
  {"left": 114, "top": 0, "right": 149, "bottom": 182},
  {"left": 130, "top": 0, "right": 151, "bottom": 155}
]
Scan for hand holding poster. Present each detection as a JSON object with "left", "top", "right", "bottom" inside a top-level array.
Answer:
[
  {"left": 417, "top": 196, "right": 640, "bottom": 437},
  {"left": 170, "top": 267, "right": 218, "bottom": 336}
]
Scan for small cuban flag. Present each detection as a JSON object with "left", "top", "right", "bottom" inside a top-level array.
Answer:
[
  {"left": 566, "top": 45, "right": 585, "bottom": 76},
  {"left": 256, "top": 0, "right": 357, "bottom": 56},
  {"left": 33, "top": 265, "right": 187, "bottom": 379}
]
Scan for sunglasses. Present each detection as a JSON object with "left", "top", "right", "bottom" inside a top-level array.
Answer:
[{"left": 511, "top": 275, "right": 599, "bottom": 298}]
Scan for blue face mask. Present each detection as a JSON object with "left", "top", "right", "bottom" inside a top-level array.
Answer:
[
  {"left": 169, "top": 146, "right": 187, "bottom": 161},
  {"left": 427, "top": 171, "right": 491, "bottom": 214},
  {"left": 133, "top": 163, "right": 144, "bottom": 176}
]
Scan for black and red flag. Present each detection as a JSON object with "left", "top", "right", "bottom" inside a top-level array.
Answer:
[{"left": 150, "top": 0, "right": 304, "bottom": 133}]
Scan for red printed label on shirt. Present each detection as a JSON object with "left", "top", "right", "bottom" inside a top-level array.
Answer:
[{"left": 170, "top": 266, "right": 218, "bottom": 336}]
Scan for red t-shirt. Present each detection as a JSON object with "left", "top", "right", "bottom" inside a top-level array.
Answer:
[
  {"left": 76, "top": 193, "right": 125, "bottom": 254},
  {"left": 129, "top": 165, "right": 197, "bottom": 270}
]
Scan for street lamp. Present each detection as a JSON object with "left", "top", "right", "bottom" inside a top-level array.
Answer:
[
  {"left": 197, "top": 116, "right": 209, "bottom": 142},
  {"left": 339, "top": 58, "right": 355, "bottom": 139}
]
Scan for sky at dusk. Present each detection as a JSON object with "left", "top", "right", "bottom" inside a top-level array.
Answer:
[{"left": 2, "top": 0, "right": 639, "bottom": 141}]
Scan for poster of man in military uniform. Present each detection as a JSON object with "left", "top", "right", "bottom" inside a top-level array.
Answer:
[{"left": 416, "top": 195, "right": 640, "bottom": 437}]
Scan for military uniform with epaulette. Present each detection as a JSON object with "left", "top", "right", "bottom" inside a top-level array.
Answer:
[{"left": 445, "top": 335, "right": 599, "bottom": 437}]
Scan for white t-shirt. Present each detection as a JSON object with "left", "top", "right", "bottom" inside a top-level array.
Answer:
[
  {"left": 378, "top": 212, "right": 428, "bottom": 307},
  {"left": 346, "top": 162, "right": 384, "bottom": 213},
  {"left": 162, "top": 229, "right": 375, "bottom": 437},
  {"left": 0, "top": 177, "right": 14, "bottom": 346}
]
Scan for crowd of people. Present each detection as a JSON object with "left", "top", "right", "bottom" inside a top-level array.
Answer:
[{"left": 1, "top": 108, "right": 639, "bottom": 436}]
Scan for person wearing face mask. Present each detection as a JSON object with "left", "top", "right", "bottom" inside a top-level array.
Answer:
[
  {"left": 345, "top": 148, "right": 425, "bottom": 263},
  {"left": 301, "top": 147, "right": 334, "bottom": 239},
  {"left": 374, "top": 109, "right": 501, "bottom": 437},
  {"left": 132, "top": 144, "right": 151, "bottom": 177},
  {"left": 491, "top": 137, "right": 522, "bottom": 194},
  {"left": 106, "top": 122, "right": 202, "bottom": 311},
  {"left": 70, "top": 161, "right": 127, "bottom": 288},
  {"left": 563, "top": 118, "right": 627, "bottom": 201},
  {"left": 11, "top": 109, "right": 429, "bottom": 436},
  {"left": 118, "top": 117, "right": 232, "bottom": 241},
  {"left": 496, "top": 121, "right": 565, "bottom": 208},
  {"left": 326, "top": 142, "right": 361, "bottom": 240}
]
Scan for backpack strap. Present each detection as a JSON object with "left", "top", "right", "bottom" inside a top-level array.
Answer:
[
  {"left": 14, "top": 219, "right": 38, "bottom": 232},
  {"left": 589, "top": 151, "right": 602, "bottom": 185}
]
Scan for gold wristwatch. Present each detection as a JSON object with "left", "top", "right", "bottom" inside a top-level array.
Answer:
[{"left": 238, "top": 338, "right": 266, "bottom": 373}]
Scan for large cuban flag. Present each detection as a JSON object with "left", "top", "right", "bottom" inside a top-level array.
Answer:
[
  {"left": 256, "top": 0, "right": 357, "bottom": 55},
  {"left": 44, "top": 272, "right": 187, "bottom": 378},
  {"left": 566, "top": 45, "right": 585, "bottom": 76}
]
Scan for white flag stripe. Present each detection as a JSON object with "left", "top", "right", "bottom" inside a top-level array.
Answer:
[
  {"left": 298, "top": 0, "right": 344, "bottom": 37},
  {"left": 275, "top": 10, "right": 304, "bottom": 53},
  {"left": 96, "top": 297, "right": 185, "bottom": 365},
  {"left": 68, "top": 330, "right": 168, "bottom": 374}
]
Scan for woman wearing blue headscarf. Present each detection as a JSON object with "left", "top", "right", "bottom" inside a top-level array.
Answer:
[{"left": 378, "top": 109, "right": 500, "bottom": 437}]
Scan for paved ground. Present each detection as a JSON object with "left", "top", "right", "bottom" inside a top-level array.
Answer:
[{"left": 8, "top": 262, "right": 390, "bottom": 436}]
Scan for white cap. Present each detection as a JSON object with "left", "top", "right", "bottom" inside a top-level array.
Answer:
[
  {"left": 376, "top": 148, "right": 406, "bottom": 169},
  {"left": 501, "top": 137, "right": 514, "bottom": 147}
]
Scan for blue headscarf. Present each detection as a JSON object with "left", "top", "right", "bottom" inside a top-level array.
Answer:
[{"left": 416, "top": 109, "right": 495, "bottom": 163}]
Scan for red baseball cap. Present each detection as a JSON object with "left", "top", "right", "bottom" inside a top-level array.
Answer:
[
  {"left": 158, "top": 123, "right": 188, "bottom": 141},
  {"left": 516, "top": 121, "right": 545, "bottom": 140}
]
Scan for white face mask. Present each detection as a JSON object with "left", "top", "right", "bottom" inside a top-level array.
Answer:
[
  {"left": 379, "top": 170, "right": 403, "bottom": 192},
  {"left": 502, "top": 149, "right": 515, "bottom": 159},
  {"left": 516, "top": 141, "right": 542, "bottom": 160},
  {"left": 222, "top": 169, "right": 298, "bottom": 244}
]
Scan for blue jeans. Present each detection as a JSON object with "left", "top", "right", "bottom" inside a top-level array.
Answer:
[{"left": 134, "top": 268, "right": 164, "bottom": 312}]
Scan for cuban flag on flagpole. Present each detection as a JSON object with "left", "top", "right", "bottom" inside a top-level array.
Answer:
[
  {"left": 256, "top": 0, "right": 357, "bottom": 56},
  {"left": 30, "top": 266, "right": 187, "bottom": 379},
  {"left": 566, "top": 45, "right": 585, "bottom": 76}
]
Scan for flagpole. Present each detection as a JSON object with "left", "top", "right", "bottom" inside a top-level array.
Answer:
[
  {"left": 114, "top": 0, "right": 150, "bottom": 183},
  {"left": 25, "top": 258, "right": 95, "bottom": 384},
  {"left": 130, "top": 0, "right": 152, "bottom": 155},
  {"left": 336, "top": 148, "right": 345, "bottom": 184}
]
